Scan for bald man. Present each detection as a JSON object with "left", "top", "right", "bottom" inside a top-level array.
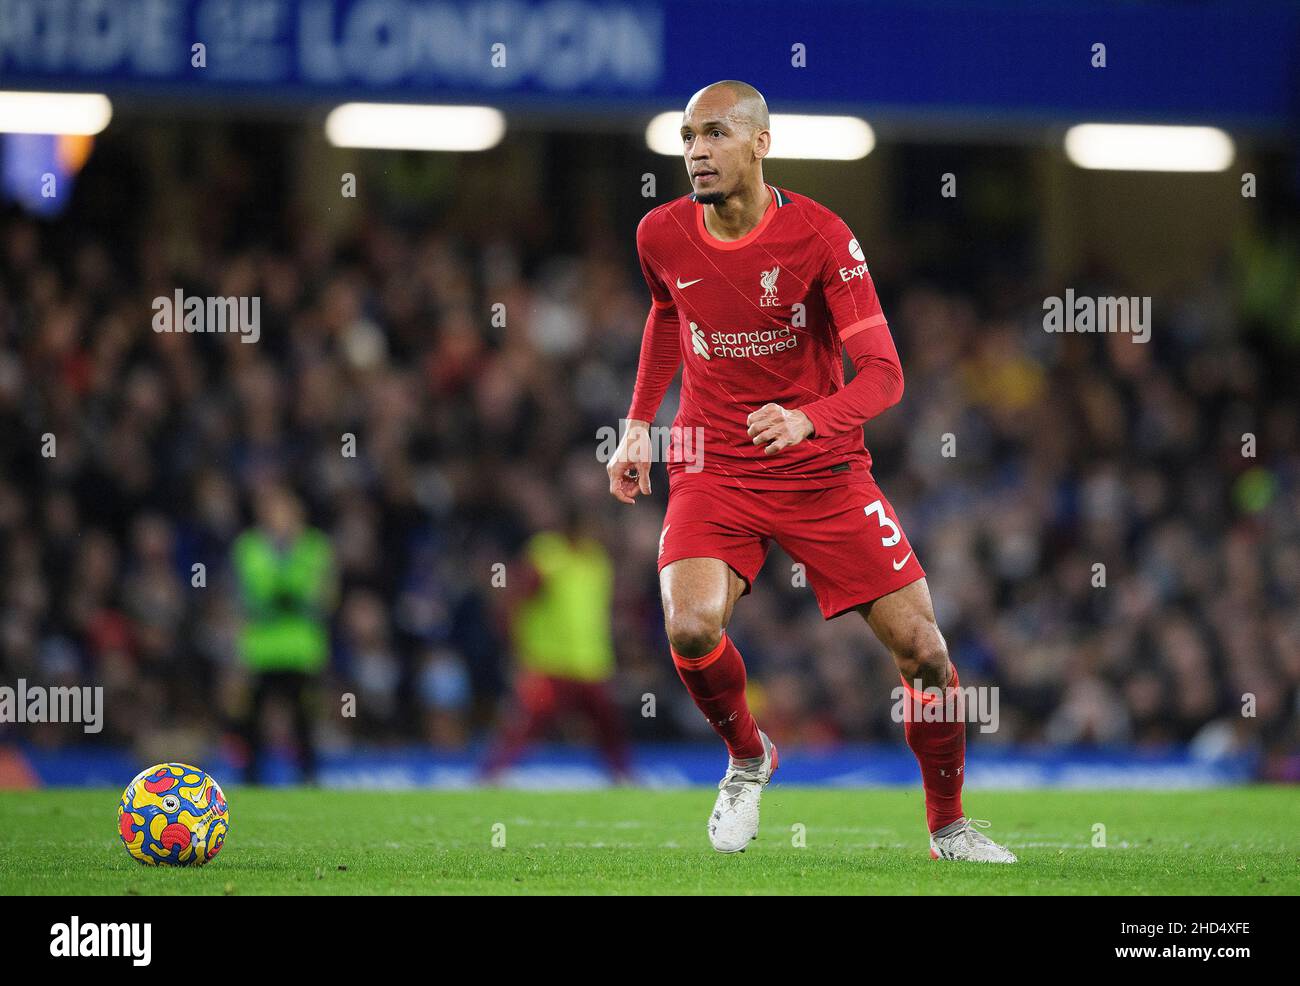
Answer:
[{"left": 607, "top": 81, "right": 1015, "bottom": 862}]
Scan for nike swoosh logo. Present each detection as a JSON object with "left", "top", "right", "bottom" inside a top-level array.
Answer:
[
  {"left": 676, "top": 277, "right": 703, "bottom": 288},
  {"left": 892, "top": 551, "right": 913, "bottom": 571}
]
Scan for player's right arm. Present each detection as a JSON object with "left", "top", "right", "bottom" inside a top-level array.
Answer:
[{"left": 609, "top": 216, "right": 682, "bottom": 504}]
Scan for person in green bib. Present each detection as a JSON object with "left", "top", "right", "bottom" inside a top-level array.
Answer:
[
  {"left": 482, "top": 507, "right": 630, "bottom": 781},
  {"left": 232, "top": 484, "right": 336, "bottom": 784}
]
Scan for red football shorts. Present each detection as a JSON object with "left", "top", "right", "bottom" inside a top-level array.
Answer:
[{"left": 657, "top": 476, "right": 926, "bottom": 619}]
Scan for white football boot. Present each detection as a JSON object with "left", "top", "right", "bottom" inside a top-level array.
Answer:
[
  {"left": 929, "top": 817, "right": 1018, "bottom": 863},
  {"left": 708, "top": 730, "right": 779, "bottom": 853}
]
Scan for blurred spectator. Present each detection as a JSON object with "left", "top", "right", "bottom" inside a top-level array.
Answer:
[
  {"left": 232, "top": 483, "right": 336, "bottom": 783},
  {"left": 481, "top": 507, "right": 630, "bottom": 780}
]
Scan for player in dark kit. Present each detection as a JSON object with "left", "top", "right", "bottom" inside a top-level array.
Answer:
[{"left": 608, "top": 81, "right": 1015, "bottom": 862}]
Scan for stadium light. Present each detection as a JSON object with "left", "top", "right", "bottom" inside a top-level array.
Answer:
[
  {"left": 324, "top": 103, "right": 505, "bottom": 152},
  {"left": 646, "top": 112, "right": 875, "bottom": 160},
  {"left": 1063, "top": 124, "right": 1235, "bottom": 172},
  {"left": 0, "top": 92, "right": 112, "bottom": 135}
]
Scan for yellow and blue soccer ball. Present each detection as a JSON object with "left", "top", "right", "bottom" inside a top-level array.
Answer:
[{"left": 117, "top": 763, "right": 229, "bottom": 866}]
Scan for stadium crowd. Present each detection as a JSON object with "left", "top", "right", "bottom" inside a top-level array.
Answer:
[{"left": 1, "top": 126, "right": 1297, "bottom": 778}]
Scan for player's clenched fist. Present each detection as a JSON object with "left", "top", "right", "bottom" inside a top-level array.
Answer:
[
  {"left": 608, "top": 419, "right": 653, "bottom": 503},
  {"left": 747, "top": 403, "right": 814, "bottom": 455}
]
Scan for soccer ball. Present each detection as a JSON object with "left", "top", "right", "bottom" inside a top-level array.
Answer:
[{"left": 117, "top": 763, "right": 229, "bottom": 866}]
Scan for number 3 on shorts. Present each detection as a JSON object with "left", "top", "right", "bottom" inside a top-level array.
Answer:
[{"left": 863, "top": 499, "right": 901, "bottom": 547}]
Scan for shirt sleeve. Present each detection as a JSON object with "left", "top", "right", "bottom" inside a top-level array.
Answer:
[
  {"left": 816, "top": 213, "right": 890, "bottom": 344},
  {"left": 626, "top": 215, "right": 682, "bottom": 424},
  {"left": 796, "top": 217, "right": 904, "bottom": 436}
]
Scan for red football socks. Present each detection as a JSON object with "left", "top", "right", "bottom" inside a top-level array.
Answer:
[
  {"left": 901, "top": 663, "right": 966, "bottom": 833},
  {"left": 671, "top": 633, "right": 765, "bottom": 761}
]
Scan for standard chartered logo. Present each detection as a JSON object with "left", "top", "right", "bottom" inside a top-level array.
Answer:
[
  {"left": 689, "top": 321, "right": 797, "bottom": 360},
  {"left": 691, "top": 322, "right": 711, "bottom": 359}
]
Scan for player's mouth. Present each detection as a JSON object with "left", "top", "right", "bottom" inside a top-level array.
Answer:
[{"left": 692, "top": 169, "right": 719, "bottom": 184}]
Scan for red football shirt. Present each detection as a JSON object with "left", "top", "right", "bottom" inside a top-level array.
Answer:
[{"left": 627, "top": 184, "right": 901, "bottom": 490}]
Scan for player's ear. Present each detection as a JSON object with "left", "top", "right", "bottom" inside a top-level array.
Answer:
[{"left": 752, "top": 127, "right": 770, "bottom": 162}]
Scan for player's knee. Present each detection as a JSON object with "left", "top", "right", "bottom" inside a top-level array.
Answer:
[
  {"left": 664, "top": 611, "right": 725, "bottom": 659},
  {"left": 893, "top": 625, "right": 950, "bottom": 689}
]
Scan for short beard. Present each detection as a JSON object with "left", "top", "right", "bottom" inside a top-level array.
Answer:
[{"left": 694, "top": 190, "right": 726, "bottom": 206}]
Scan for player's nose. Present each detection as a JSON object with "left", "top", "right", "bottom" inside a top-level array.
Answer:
[{"left": 689, "top": 152, "right": 714, "bottom": 173}]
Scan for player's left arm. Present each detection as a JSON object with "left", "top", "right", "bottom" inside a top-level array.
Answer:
[{"left": 747, "top": 217, "right": 903, "bottom": 453}]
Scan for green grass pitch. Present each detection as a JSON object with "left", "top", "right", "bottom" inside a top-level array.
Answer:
[{"left": 1, "top": 786, "right": 1296, "bottom": 895}]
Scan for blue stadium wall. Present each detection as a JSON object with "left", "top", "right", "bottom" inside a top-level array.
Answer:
[
  {"left": 0, "top": 0, "right": 1295, "bottom": 131},
  {"left": 1, "top": 743, "right": 1259, "bottom": 789}
]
